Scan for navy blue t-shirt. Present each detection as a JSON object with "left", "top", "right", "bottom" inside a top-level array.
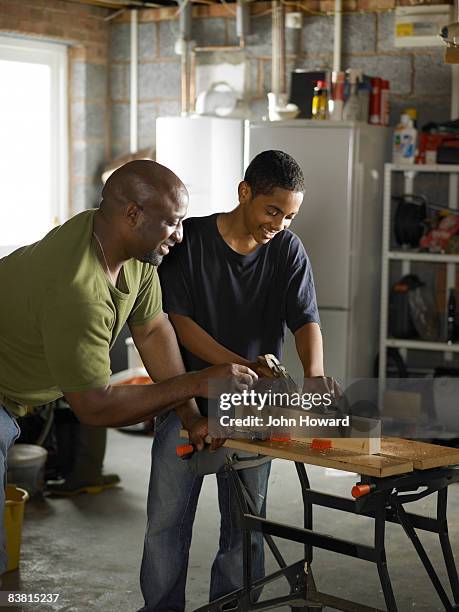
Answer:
[{"left": 158, "top": 214, "right": 320, "bottom": 412}]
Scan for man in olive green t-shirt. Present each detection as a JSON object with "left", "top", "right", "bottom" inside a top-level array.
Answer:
[{"left": 0, "top": 160, "right": 257, "bottom": 576}]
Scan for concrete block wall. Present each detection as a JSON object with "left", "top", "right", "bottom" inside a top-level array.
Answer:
[
  {"left": 110, "top": 17, "right": 186, "bottom": 157},
  {"left": 0, "top": 0, "right": 453, "bottom": 202},
  {"left": 110, "top": 0, "right": 452, "bottom": 157},
  {"left": 0, "top": 0, "right": 110, "bottom": 214}
]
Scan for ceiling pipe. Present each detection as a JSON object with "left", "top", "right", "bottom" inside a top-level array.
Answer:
[
  {"left": 333, "top": 0, "right": 342, "bottom": 73},
  {"left": 236, "top": 0, "right": 249, "bottom": 45},
  {"left": 130, "top": 9, "right": 139, "bottom": 153},
  {"left": 178, "top": 0, "right": 192, "bottom": 115},
  {"left": 271, "top": 0, "right": 286, "bottom": 96}
]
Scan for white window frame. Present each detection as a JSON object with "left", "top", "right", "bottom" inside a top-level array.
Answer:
[{"left": 0, "top": 35, "right": 69, "bottom": 236}]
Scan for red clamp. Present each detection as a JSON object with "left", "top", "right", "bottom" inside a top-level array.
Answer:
[
  {"left": 351, "top": 483, "right": 376, "bottom": 498},
  {"left": 176, "top": 444, "right": 195, "bottom": 459}
]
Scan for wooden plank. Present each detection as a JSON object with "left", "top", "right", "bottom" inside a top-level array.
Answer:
[
  {"left": 179, "top": 431, "right": 412, "bottom": 478},
  {"left": 291, "top": 435, "right": 380, "bottom": 455},
  {"left": 220, "top": 438, "right": 412, "bottom": 478},
  {"left": 381, "top": 437, "right": 459, "bottom": 470},
  {"left": 231, "top": 406, "right": 381, "bottom": 455}
]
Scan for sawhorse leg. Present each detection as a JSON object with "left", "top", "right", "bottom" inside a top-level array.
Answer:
[
  {"left": 294, "top": 463, "right": 322, "bottom": 612},
  {"left": 374, "top": 501, "right": 398, "bottom": 612},
  {"left": 394, "top": 497, "right": 457, "bottom": 611},
  {"left": 438, "top": 488, "right": 459, "bottom": 606},
  {"left": 231, "top": 464, "right": 316, "bottom": 610}
]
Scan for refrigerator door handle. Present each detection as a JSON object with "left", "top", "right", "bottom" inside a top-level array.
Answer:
[{"left": 349, "top": 162, "right": 364, "bottom": 295}]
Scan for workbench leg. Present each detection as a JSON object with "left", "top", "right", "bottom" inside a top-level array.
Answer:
[
  {"left": 293, "top": 463, "right": 321, "bottom": 612},
  {"left": 227, "top": 467, "right": 253, "bottom": 609},
  {"left": 437, "top": 488, "right": 459, "bottom": 604},
  {"left": 242, "top": 526, "right": 252, "bottom": 610},
  {"left": 395, "top": 501, "right": 454, "bottom": 611},
  {"left": 295, "top": 463, "right": 313, "bottom": 564},
  {"left": 375, "top": 503, "right": 398, "bottom": 612}
]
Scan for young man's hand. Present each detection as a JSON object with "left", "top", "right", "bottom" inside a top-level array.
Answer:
[{"left": 301, "top": 376, "right": 344, "bottom": 411}]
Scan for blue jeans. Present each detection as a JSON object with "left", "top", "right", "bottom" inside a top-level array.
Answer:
[
  {"left": 139, "top": 412, "right": 271, "bottom": 612},
  {"left": 0, "top": 407, "right": 21, "bottom": 574}
]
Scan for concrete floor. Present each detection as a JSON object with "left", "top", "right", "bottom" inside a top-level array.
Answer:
[{"left": 1, "top": 429, "right": 459, "bottom": 612}]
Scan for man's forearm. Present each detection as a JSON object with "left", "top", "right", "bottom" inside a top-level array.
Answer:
[
  {"left": 169, "top": 313, "right": 250, "bottom": 366},
  {"left": 65, "top": 372, "right": 201, "bottom": 428},
  {"left": 295, "top": 322, "right": 324, "bottom": 377},
  {"left": 131, "top": 314, "right": 202, "bottom": 428}
]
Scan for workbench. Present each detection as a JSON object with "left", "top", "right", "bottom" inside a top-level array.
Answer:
[{"left": 191, "top": 436, "right": 459, "bottom": 612}]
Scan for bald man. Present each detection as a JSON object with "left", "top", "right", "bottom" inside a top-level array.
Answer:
[{"left": 0, "top": 160, "right": 257, "bottom": 576}]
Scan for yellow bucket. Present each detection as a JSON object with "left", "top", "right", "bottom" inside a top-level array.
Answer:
[{"left": 4, "top": 485, "right": 29, "bottom": 573}]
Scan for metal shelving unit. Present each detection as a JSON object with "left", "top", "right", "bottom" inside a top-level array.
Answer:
[
  {"left": 386, "top": 338, "right": 459, "bottom": 352},
  {"left": 388, "top": 251, "right": 459, "bottom": 264},
  {"left": 379, "top": 163, "right": 459, "bottom": 389},
  {"left": 386, "top": 163, "right": 459, "bottom": 174}
]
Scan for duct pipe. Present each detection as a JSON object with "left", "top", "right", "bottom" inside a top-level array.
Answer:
[
  {"left": 180, "top": 45, "right": 191, "bottom": 115},
  {"left": 179, "top": 0, "right": 192, "bottom": 115},
  {"left": 333, "top": 0, "right": 342, "bottom": 73},
  {"left": 179, "top": 0, "right": 192, "bottom": 40},
  {"left": 271, "top": 0, "right": 286, "bottom": 96},
  {"left": 189, "top": 0, "right": 248, "bottom": 113},
  {"left": 236, "top": 0, "right": 249, "bottom": 45},
  {"left": 130, "top": 9, "right": 139, "bottom": 153}
]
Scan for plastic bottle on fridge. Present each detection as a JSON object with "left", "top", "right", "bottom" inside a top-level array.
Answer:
[
  {"left": 369, "top": 77, "right": 382, "bottom": 125},
  {"left": 393, "top": 113, "right": 417, "bottom": 165},
  {"left": 329, "top": 71, "right": 344, "bottom": 121},
  {"left": 311, "top": 81, "right": 328, "bottom": 120},
  {"left": 343, "top": 71, "right": 360, "bottom": 121},
  {"left": 380, "top": 80, "right": 390, "bottom": 126}
]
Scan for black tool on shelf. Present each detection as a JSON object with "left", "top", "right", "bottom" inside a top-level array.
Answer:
[
  {"left": 393, "top": 194, "right": 428, "bottom": 248},
  {"left": 447, "top": 288, "right": 457, "bottom": 344}
]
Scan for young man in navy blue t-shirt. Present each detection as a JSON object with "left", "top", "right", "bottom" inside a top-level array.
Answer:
[{"left": 139, "top": 150, "right": 323, "bottom": 611}]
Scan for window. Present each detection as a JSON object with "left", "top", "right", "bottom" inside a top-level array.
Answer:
[{"left": 0, "top": 36, "right": 68, "bottom": 255}]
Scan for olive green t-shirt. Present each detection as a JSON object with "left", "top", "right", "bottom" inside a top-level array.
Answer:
[{"left": 0, "top": 209, "right": 162, "bottom": 416}]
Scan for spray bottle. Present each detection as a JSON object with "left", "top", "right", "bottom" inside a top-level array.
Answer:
[{"left": 393, "top": 113, "right": 417, "bottom": 165}]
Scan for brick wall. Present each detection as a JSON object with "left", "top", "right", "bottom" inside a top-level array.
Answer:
[
  {"left": 0, "top": 0, "right": 110, "bottom": 213},
  {"left": 110, "top": 16, "right": 181, "bottom": 158},
  {"left": 110, "top": 0, "right": 452, "bottom": 157}
]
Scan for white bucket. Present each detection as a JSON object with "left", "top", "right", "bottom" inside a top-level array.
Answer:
[{"left": 7, "top": 444, "right": 48, "bottom": 496}]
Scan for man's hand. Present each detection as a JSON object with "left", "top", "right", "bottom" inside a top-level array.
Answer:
[
  {"left": 193, "top": 363, "right": 258, "bottom": 398},
  {"left": 301, "top": 376, "right": 343, "bottom": 411},
  {"left": 187, "top": 416, "right": 226, "bottom": 451},
  {"left": 247, "top": 356, "right": 277, "bottom": 379}
]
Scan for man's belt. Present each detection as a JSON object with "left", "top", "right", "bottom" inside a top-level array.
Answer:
[{"left": 0, "top": 394, "right": 35, "bottom": 418}]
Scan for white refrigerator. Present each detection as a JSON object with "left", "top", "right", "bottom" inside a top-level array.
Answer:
[{"left": 156, "top": 116, "right": 389, "bottom": 383}]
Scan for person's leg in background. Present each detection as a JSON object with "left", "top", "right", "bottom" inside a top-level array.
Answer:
[
  {"left": 0, "top": 407, "right": 21, "bottom": 576},
  {"left": 139, "top": 411, "right": 203, "bottom": 612},
  {"left": 47, "top": 401, "right": 119, "bottom": 495},
  {"left": 210, "top": 461, "right": 271, "bottom": 604}
]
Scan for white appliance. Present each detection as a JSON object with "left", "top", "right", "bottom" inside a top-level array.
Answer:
[
  {"left": 156, "top": 116, "right": 244, "bottom": 218},
  {"left": 156, "top": 116, "right": 389, "bottom": 383}
]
